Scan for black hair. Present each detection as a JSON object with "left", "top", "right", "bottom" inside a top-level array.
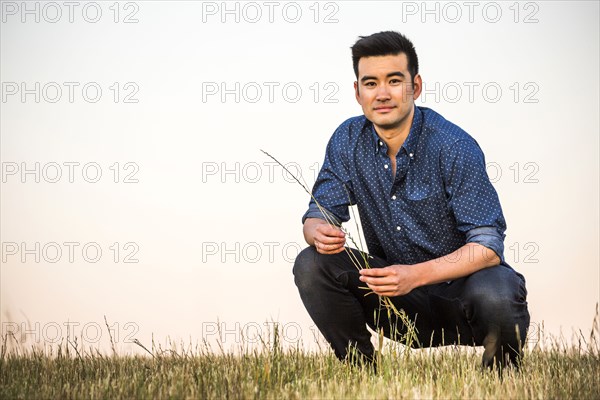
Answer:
[{"left": 351, "top": 31, "right": 419, "bottom": 81}]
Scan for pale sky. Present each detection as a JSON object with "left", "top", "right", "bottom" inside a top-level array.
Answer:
[{"left": 1, "top": 1, "right": 598, "bottom": 354}]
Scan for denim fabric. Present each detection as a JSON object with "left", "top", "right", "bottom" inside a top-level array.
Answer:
[{"left": 293, "top": 246, "right": 530, "bottom": 367}]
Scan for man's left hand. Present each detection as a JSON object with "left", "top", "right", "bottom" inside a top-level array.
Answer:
[{"left": 358, "top": 264, "right": 421, "bottom": 297}]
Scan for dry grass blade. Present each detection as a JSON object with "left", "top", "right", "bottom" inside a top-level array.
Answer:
[
  {"left": 132, "top": 338, "right": 155, "bottom": 358},
  {"left": 104, "top": 315, "right": 117, "bottom": 357}
]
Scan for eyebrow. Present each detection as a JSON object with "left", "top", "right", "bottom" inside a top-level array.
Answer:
[{"left": 360, "top": 71, "right": 406, "bottom": 83}]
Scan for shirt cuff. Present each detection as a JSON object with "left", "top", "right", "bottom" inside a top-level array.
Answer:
[
  {"left": 465, "top": 226, "right": 505, "bottom": 265},
  {"left": 301, "top": 202, "right": 341, "bottom": 226}
]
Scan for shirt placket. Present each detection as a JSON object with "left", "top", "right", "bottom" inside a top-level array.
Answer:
[
  {"left": 390, "top": 150, "right": 415, "bottom": 262},
  {"left": 377, "top": 140, "right": 394, "bottom": 189}
]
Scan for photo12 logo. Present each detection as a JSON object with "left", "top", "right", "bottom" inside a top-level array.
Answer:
[
  {"left": 200, "top": 1, "right": 340, "bottom": 24},
  {"left": 400, "top": 1, "right": 540, "bottom": 24},
  {"left": 201, "top": 160, "right": 320, "bottom": 185},
  {"left": 2, "top": 320, "right": 140, "bottom": 344},
  {"left": 2, "top": 242, "right": 140, "bottom": 264},
  {"left": 201, "top": 321, "right": 327, "bottom": 346},
  {"left": 201, "top": 81, "right": 339, "bottom": 104},
  {"left": 1, "top": 162, "right": 140, "bottom": 184},
  {"left": 418, "top": 81, "right": 540, "bottom": 104},
  {"left": 1, "top": 2, "right": 140, "bottom": 24},
  {"left": 201, "top": 241, "right": 303, "bottom": 264},
  {"left": 1, "top": 82, "right": 140, "bottom": 104}
]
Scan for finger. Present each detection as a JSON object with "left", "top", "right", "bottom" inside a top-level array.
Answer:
[
  {"left": 331, "top": 246, "right": 346, "bottom": 254},
  {"left": 315, "top": 240, "right": 345, "bottom": 253},
  {"left": 359, "top": 267, "right": 390, "bottom": 277},
  {"left": 366, "top": 283, "right": 399, "bottom": 294},
  {"left": 317, "top": 224, "right": 346, "bottom": 238},
  {"left": 376, "top": 290, "right": 401, "bottom": 297},
  {"left": 314, "top": 233, "right": 346, "bottom": 246},
  {"left": 318, "top": 247, "right": 345, "bottom": 255},
  {"left": 360, "top": 275, "right": 393, "bottom": 286},
  {"left": 378, "top": 289, "right": 408, "bottom": 297},
  {"left": 316, "top": 246, "right": 343, "bottom": 255}
]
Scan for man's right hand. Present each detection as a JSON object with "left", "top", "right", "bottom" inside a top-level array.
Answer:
[{"left": 303, "top": 218, "right": 346, "bottom": 254}]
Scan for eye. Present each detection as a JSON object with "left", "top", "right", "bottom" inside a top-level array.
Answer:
[
  {"left": 389, "top": 79, "right": 402, "bottom": 85},
  {"left": 364, "top": 81, "right": 376, "bottom": 87}
]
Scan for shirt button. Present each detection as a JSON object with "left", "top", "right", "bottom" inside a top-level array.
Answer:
[
  {"left": 396, "top": 226, "right": 401, "bottom": 231},
  {"left": 409, "top": 153, "right": 414, "bottom": 158},
  {"left": 379, "top": 141, "right": 383, "bottom": 146},
  {"left": 384, "top": 164, "right": 389, "bottom": 169},
  {"left": 392, "top": 195, "right": 397, "bottom": 200}
]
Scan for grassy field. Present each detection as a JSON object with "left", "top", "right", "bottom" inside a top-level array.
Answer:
[
  {"left": 1, "top": 345, "right": 599, "bottom": 399},
  {"left": 0, "top": 308, "right": 600, "bottom": 399},
  {"left": 1, "top": 318, "right": 599, "bottom": 399}
]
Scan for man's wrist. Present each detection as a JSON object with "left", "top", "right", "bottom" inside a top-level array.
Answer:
[
  {"left": 409, "top": 262, "right": 429, "bottom": 288},
  {"left": 393, "top": 263, "right": 429, "bottom": 289}
]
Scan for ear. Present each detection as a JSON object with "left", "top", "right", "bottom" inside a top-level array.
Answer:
[
  {"left": 412, "top": 74, "right": 422, "bottom": 100},
  {"left": 354, "top": 81, "right": 361, "bottom": 105}
]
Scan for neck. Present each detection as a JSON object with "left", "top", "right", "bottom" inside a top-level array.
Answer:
[{"left": 375, "top": 108, "right": 414, "bottom": 157}]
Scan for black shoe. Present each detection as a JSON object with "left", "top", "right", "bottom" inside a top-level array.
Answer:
[
  {"left": 481, "top": 326, "right": 523, "bottom": 374},
  {"left": 481, "top": 325, "right": 501, "bottom": 370}
]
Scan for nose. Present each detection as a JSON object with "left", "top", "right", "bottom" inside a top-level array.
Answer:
[{"left": 375, "top": 83, "right": 391, "bottom": 101}]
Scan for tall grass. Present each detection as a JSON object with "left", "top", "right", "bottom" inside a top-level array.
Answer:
[{"left": 1, "top": 310, "right": 599, "bottom": 399}]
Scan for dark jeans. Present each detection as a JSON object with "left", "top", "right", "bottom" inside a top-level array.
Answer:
[{"left": 293, "top": 246, "right": 530, "bottom": 368}]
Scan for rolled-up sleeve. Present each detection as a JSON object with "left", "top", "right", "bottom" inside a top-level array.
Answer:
[
  {"left": 302, "top": 202, "right": 343, "bottom": 225},
  {"left": 465, "top": 226, "right": 505, "bottom": 264},
  {"left": 441, "top": 139, "right": 507, "bottom": 263},
  {"left": 301, "top": 126, "right": 355, "bottom": 226}
]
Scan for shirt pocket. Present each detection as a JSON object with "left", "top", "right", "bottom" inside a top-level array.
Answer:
[
  {"left": 405, "top": 185, "right": 434, "bottom": 201},
  {"left": 403, "top": 188, "right": 452, "bottom": 228}
]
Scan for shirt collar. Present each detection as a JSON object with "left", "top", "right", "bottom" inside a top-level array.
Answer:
[{"left": 370, "top": 105, "right": 423, "bottom": 157}]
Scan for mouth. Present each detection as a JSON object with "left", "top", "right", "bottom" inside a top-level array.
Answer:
[{"left": 373, "top": 106, "right": 395, "bottom": 112}]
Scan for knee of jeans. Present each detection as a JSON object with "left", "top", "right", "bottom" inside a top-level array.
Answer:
[
  {"left": 292, "top": 246, "right": 322, "bottom": 291},
  {"left": 464, "top": 267, "right": 526, "bottom": 317}
]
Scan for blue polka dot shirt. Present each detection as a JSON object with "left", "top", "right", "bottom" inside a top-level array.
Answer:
[{"left": 302, "top": 105, "right": 508, "bottom": 266}]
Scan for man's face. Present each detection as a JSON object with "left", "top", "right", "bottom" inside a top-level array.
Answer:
[{"left": 354, "top": 53, "right": 422, "bottom": 132}]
